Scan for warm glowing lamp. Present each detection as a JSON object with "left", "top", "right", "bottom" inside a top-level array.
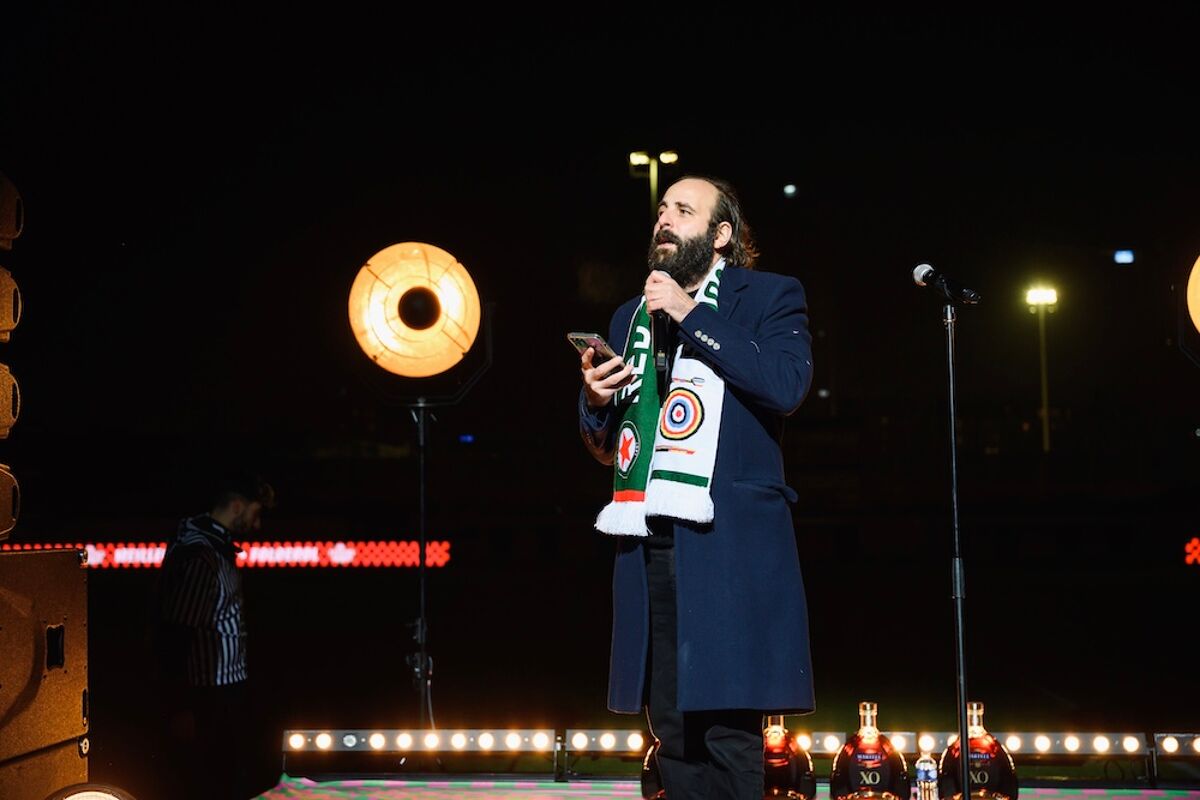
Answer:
[
  {"left": 1188, "top": 255, "right": 1200, "bottom": 335},
  {"left": 347, "top": 242, "right": 490, "bottom": 739},
  {"left": 348, "top": 242, "right": 481, "bottom": 378}
]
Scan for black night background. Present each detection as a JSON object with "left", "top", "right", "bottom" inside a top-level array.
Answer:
[{"left": 2, "top": 7, "right": 1199, "bottom": 798}]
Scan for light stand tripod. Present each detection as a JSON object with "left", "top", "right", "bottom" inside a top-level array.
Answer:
[
  {"left": 406, "top": 399, "right": 435, "bottom": 729},
  {"left": 345, "top": 242, "right": 492, "bottom": 778},
  {"left": 402, "top": 305, "right": 493, "bottom": 735}
]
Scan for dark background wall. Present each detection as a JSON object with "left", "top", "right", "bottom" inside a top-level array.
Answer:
[{"left": 3, "top": 7, "right": 1199, "bottom": 796}]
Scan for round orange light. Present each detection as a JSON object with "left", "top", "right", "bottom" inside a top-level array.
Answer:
[
  {"left": 348, "top": 242, "right": 481, "bottom": 378},
  {"left": 1188, "top": 255, "right": 1200, "bottom": 335}
]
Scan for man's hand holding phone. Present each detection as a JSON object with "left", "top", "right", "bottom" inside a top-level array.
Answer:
[{"left": 572, "top": 332, "right": 633, "bottom": 409}]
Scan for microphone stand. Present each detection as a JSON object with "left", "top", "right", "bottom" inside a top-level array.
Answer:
[{"left": 942, "top": 303, "right": 972, "bottom": 800}]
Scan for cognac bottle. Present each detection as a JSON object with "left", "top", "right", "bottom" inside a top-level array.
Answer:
[
  {"left": 829, "top": 701, "right": 911, "bottom": 800},
  {"left": 937, "top": 702, "right": 1018, "bottom": 800},
  {"left": 764, "top": 715, "right": 816, "bottom": 799}
]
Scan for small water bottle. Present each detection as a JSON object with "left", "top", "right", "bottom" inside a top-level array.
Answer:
[{"left": 915, "top": 751, "right": 939, "bottom": 800}]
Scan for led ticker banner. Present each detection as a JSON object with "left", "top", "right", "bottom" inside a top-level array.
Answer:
[
  {"left": 0, "top": 540, "right": 451, "bottom": 569},
  {"left": 1187, "top": 537, "right": 1200, "bottom": 566}
]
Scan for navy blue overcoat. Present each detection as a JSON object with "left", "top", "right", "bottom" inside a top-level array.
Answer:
[{"left": 579, "top": 264, "right": 816, "bottom": 714}]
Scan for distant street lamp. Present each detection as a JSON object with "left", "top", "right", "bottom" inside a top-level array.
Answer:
[
  {"left": 1026, "top": 286, "right": 1058, "bottom": 453},
  {"left": 629, "top": 150, "right": 679, "bottom": 220}
]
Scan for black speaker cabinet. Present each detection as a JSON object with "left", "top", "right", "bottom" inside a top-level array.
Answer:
[{"left": 0, "top": 549, "right": 89, "bottom": 800}]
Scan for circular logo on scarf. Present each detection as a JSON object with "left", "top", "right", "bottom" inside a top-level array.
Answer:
[
  {"left": 660, "top": 388, "right": 704, "bottom": 440},
  {"left": 615, "top": 421, "right": 640, "bottom": 478}
]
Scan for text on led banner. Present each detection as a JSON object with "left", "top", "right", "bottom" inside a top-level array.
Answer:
[{"left": 0, "top": 540, "right": 451, "bottom": 568}]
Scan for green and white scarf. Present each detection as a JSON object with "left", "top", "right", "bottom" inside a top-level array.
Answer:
[{"left": 595, "top": 262, "right": 725, "bottom": 536}]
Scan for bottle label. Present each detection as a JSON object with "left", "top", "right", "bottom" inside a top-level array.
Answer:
[{"left": 855, "top": 747, "right": 886, "bottom": 770}]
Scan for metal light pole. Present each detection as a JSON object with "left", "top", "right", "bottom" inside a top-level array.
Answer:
[
  {"left": 347, "top": 242, "right": 491, "bottom": 740},
  {"left": 1026, "top": 286, "right": 1058, "bottom": 453},
  {"left": 629, "top": 150, "right": 679, "bottom": 221}
]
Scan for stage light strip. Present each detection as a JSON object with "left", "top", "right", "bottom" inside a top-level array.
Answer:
[
  {"left": 0, "top": 541, "right": 452, "bottom": 568},
  {"left": 798, "top": 731, "right": 1153, "bottom": 756},
  {"left": 284, "top": 729, "right": 555, "bottom": 752},
  {"left": 1155, "top": 733, "right": 1200, "bottom": 755},
  {"left": 565, "top": 729, "right": 648, "bottom": 753},
  {"left": 280, "top": 729, "right": 1196, "bottom": 757}
]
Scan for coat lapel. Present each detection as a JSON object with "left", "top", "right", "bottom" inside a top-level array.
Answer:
[{"left": 717, "top": 264, "right": 749, "bottom": 320}]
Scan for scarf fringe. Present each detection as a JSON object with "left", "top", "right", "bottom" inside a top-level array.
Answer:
[
  {"left": 595, "top": 500, "right": 649, "bottom": 536},
  {"left": 644, "top": 480, "right": 714, "bottom": 524}
]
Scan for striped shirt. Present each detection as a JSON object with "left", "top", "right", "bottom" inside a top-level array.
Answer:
[{"left": 156, "top": 514, "right": 247, "bottom": 686}]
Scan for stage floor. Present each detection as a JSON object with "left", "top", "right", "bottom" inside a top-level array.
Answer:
[
  {"left": 255, "top": 776, "right": 1200, "bottom": 799},
  {"left": 257, "top": 776, "right": 641, "bottom": 798}
]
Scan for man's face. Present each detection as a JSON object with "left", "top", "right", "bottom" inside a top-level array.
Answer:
[
  {"left": 228, "top": 500, "right": 264, "bottom": 534},
  {"left": 647, "top": 178, "right": 720, "bottom": 288}
]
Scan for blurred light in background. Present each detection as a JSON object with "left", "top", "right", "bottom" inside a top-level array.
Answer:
[{"left": 1026, "top": 287, "right": 1058, "bottom": 306}]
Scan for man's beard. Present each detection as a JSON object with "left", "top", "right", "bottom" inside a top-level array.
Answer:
[
  {"left": 227, "top": 509, "right": 257, "bottom": 535},
  {"left": 647, "top": 227, "right": 717, "bottom": 288}
]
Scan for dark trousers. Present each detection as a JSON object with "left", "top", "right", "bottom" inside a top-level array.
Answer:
[
  {"left": 644, "top": 542, "right": 765, "bottom": 800},
  {"left": 161, "top": 681, "right": 252, "bottom": 800}
]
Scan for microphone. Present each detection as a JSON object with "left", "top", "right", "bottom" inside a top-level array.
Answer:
[
  {"left": 652, "top": 311, "right": 669, "bottom": 373},
  {"left": 913, "top": 263, "right": 982, "bottom": 305}
]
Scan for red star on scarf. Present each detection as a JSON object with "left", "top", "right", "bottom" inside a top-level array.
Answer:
[{"left": 619, "top": 430, "right": 635, "bottom": 466}]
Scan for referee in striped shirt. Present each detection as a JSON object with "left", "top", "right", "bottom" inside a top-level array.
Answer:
[{"left": 153, "top": 471, "right": 275, "bottom": 800}]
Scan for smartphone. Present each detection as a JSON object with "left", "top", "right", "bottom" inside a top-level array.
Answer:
[{"left": 567, "top": 331, "right": 618, "bottom": 361}]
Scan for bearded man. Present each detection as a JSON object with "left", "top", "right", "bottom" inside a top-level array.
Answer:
[{"left": 577, "top": 174, "right": 817, "bottom": 800}]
